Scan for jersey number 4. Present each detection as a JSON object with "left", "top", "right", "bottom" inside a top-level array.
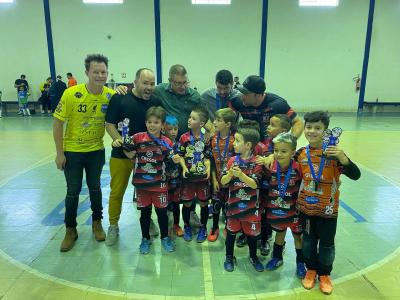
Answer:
[{"left": 77, "top": 104, "right": 87, "bottom": 113}]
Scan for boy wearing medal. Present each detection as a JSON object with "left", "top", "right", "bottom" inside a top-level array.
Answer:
[
  {"left": 296, "top": 111, "right": 361, "bottom": 294},
  {"left": 177, "top": 106, "right": 212, "bottom": 242},
  {"left": 221, "top": 121, "right": 264, "bottom": 272},
  {"left": 257, "top": 114, "right": 293, "bottom": 256},
  {"left": 113, "top": 106, "right": 176, "bottom": 254},
  {"left": 164, "top": 115, "right": 184, "bottom": 237},
  {"left": 208, "top": 108, "right": 236, "bottom": 242},
  {"left": 263, "top": 133, "right": 306, "bottom": 278}
]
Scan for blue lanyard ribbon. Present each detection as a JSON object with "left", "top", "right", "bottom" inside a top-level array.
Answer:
[
  {"left": 276, "top": 160, "right": 293, "bottom": 199},
  {"left": 189, "top": 130, "right": 203, "bottom": 145},
  {"left": 306, "top": 145, "right": 325, "bottom": 184},
  {"left": 147, "top": 132, "right": 172, "bottom": 151}
]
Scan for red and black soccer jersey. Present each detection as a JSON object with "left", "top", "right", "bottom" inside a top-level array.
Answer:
[
  {"left": 261, "top": 137, "right": 274, "bottom": 156},
  {"left": 177, "top": 131, "right": 211, "bottom": 183},
  {"left": 264, "top": 160, "right": 302, "bottom": 225},
  {"left": 131, "top": 132, "right": 173, "bottom": 192},
  {"left": 254, "top": 141, "right": 270, "bottom": 157},
  {"left": 210, "top": 133, "right": 235, "bottom": 182},
  {"left": 224, "top": 155, "right": 263, "bottom": 220}
]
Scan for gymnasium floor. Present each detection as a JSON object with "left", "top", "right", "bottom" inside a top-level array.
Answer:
[{"left": 0, "top": 113, "right": 399, "bottom": 300}]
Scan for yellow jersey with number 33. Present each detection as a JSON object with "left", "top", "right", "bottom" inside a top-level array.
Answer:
[{"left": 53, "top": 84, "right": 115, "bottom": 152}]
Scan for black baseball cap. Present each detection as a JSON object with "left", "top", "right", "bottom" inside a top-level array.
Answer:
[{"left": 237, "top": 75, "right": 266, "bottom": 95}]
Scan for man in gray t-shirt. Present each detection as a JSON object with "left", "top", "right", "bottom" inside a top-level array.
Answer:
[{"left": 201, "top": 69, "right": 241, "bottom": 121}]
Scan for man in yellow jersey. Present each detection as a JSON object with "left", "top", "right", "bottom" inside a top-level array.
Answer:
[{"left": 53, "top": 54, "right": 115, "bottom": 252}]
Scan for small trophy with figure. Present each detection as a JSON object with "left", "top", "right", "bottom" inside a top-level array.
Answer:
[
  {"left": 322, "top": 127, "right": 343, "bottom": 151},
  {"left": 118, "top": 118, "right": 134, "bottom": 151}
]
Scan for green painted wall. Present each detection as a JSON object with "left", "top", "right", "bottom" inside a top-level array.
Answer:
[
  {"left": 50, "top": 0, "right": 156, "bottom": 85},
  {"left": 0, "top": 0, "right": 49, "bottom": 101},
  {"left": 266, "top": 0, "right": 369, "bottom": 112},
  {"left": 365, "top": 0, "right": 400, "bottom": 102}
]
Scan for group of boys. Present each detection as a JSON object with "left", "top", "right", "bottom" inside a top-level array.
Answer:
[
  {"left": 53, "top": 54, "right": 361, "bottom": 296},
  {"left": 112, "top": 103, "right": 360, "bottom": 295}
]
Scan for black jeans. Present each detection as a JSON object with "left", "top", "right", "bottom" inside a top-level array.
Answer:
[
  {"left": 301, "top": 214, "right": 337, "bottom": 276},
  {"left": 64, "top": 149, "right": 105, "bottom": 227}
]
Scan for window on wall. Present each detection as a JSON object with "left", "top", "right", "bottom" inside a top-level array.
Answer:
[
  {"left": 0, "top": 0, "right": 14, "bottom": 3},
  {"left": 192, "top": 0, "right": 231, "bottom": 4},
  {"left": 83, "top": 0, "right": 123, "bottom": 3},
  {"left": 299, "top": 0, "right": 339, "bottom": 6}
]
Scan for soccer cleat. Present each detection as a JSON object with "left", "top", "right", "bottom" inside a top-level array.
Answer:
[
  {"left": 173, "top": 224, "right": 184, "bottom": 237},
  {"left": 189, "top": 211, "right": 201, "bottom": 227},
  {"left": 196, "top": 227, "right": 207, "bottom": 243},
  {"left": 260, "top": 240, "right": 271, "bottom": 256},
  {"left": 149, "top": 218, "right": 159, "bottom": 237},
  {"left": 249, "top": 256, "right": 264, "bottom": 272},
  {"left": 183, "top": 225, "right": 193, "bottom": 242},
  {"left": 236, "top": 234, "right": 247, "bottom": 248},
  {"left": 302, "top": 269, "right": 317, "bottom": 290},
  {"left": 161, "top": 237, "right": 175, "bottom": 252},
  {"left": 265, "top": 257, "right": 283, "bottom": 270},
  {"left": 296, "top": 262, "right": 307, "bottom": 279},
  {"left": 139, "top": 238, "right": 152, "bottom": 254},
  {"left": 319, "top": 275, "right": 333, "bottom": 295},
  {"left": 207, "top": 228, "right": 219, "bottom": 242},
  {"left": 105, "top": 224, "right": 119, "bottom": 246},
  {"left": 224, "top": 255, "right": 237, "bottom": 272}
]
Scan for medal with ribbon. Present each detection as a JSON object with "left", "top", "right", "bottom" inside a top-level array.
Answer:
[
  {"left": 216, "top": 132, "right": 230, "bottom": 171},
  {"left": 276, "top": 160, "right": 293, "bottom": 203},
  {"left": 306, "top": 145, "right": 325, "bottom": 192}
]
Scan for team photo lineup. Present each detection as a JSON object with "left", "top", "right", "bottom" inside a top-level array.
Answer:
[{"left": 52, "top": 54, "right": 361, "bottom": 296}]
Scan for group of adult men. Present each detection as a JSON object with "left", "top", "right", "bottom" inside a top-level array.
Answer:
[{"left": 53, "top": 54, "right": 303, "bottom": 252}]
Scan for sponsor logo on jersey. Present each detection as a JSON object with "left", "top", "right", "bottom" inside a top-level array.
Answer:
[{"left": 74, "top": 92, "right": 83, "bottom": 98}]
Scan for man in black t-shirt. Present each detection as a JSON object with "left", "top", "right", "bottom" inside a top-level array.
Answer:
[
  {"left": 105, "top": 68, "right": 162, "bottom": 246},
  {"left": 230, "top": 75, "right": 303, "bottom": 141},
  {"left": 14, "top": 74, "right": 29, "bottom": 92}
]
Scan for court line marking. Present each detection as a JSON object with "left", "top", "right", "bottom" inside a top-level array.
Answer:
[
  {"left": 201, "top": 240, "right": 214, "bottom": 300},
  {"left": 0, "top": 153, "right": 55, "bottom": 187},
  {"left": 0, "top": 157, "right": 399, "bottom": 298}
]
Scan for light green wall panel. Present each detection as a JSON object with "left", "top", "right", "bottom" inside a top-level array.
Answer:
[
  {"left": 50, "top": 0, "right": 156, "bottom": 85},
  {"left": 365, "top": 0, "right": 400, "bottom": 102},
  {"left": 266, "top": 0, "right": 369, "bottom": 112},
  {"left": 160, "top": 0, "right": 262, "bottom": 92},
  {"left": 0, "top": 0, "right": 49, "bottom": 101}
]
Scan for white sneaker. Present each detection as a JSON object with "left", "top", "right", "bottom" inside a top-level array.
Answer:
[
  {"left": 105, "top": 224, "right": 119, "bottom": 246},
  {"left": 149, "top": 218, "right": 159, "bottom": 237},
  {"left": 190, "top": 211, "right": 201, "bottom": 228}
]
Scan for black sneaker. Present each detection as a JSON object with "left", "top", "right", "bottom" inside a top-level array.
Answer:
[
  {"left": 260, "top": 240, "right": 271, "bottom": 256},
  {"left": 236, "top": 234, "right": 247, "bottom": 248}
]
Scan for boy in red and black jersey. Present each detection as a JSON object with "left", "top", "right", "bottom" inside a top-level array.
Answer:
[
  {"left": 115, "top": 106, "right": 176, "bottom": 254},
  {"left": 221, "top": 121, "right": 264, "bottom": 272},
  {"left": 164, "top": 115, "right": 184, "bottom": 237},
  {"left": 177, "top": 106, "right": 212, "bottom": 243},
  {"left": 256, "top": 114, "right": 293, "bottom": 255},
  {"left": 208, "top": 108, "right": 236, "bottom": 242},
  {"left": 263, "top": 133, "right": 306, "bottom": 278}
]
